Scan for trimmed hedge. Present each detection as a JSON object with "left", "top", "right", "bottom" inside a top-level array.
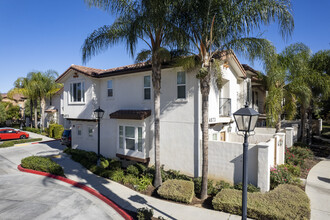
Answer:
[
  {"left": 21, "top": 156, "right": 64, "bottom": 176},
  {"left": 212, "top": 184, "right": 310, "bottom": 220},
  {"left": 0, "top": 138, "right": 42, "bottom": 148},
  {"left": 157, "top": 179, "right": 194, "bottom": 204},
  {"left": 49, "top": 124, "right": 64, "bottom": 139}
]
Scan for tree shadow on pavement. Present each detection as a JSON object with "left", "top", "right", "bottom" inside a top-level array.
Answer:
[{"left": 318, "top": 176, "right": 330, "bottom": 184}]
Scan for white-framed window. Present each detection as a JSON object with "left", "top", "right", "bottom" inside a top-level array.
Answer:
[
  {"left": 88, "top": 127, "right": 93, "bottom": 137},
  {"left": 118, "top": 125, "right": 143, "bottom": 152},
  {"left": 212, "top": 133, "right": 218, "bottom": 141},
  {"left": 77, "top": 125, "right": 82, "bottom": 136},
  {"left": 177, "top": 72, "right": 186, "bottom": 99},
  {"left": 70, "top": 82, "right": 85, "bottom": 103},
  {"left": 107, "top": 80, "right": 113, "bottom": 97},
  {"left": 144, "top": 76, "right": 151, "bottom": 100}
]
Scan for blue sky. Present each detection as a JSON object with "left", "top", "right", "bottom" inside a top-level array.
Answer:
[{"left": 0, "top": 0, "right": 329, "bottom": 93}]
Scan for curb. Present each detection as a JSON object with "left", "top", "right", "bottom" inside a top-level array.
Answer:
[
  {"left": 17, "top": 165, "right": 133, "bottom": 220},
  {"left": 31, "top": 139, "right": 59, "bottom": 144}
]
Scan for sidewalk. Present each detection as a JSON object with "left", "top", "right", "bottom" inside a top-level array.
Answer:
[
  {"left": 53, "top": 153, "right": 241, "bottom": 220},
  {"left": 305, "top": 155, "right": 330, "bottom": 219},
  {"left": 25, "top": 131, "right": 54, "bottom": 142}
]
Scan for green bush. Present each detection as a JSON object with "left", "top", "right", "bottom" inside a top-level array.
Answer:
[
  {"left": 212, "top": 184, "right": 310, "bottom": 220},
  {"left": 158, "top": 179, "right": 194, "bottom": 204},
  {"left": 136, "top": 176, "right": 153, "bottom": 192},
  {"left": 100, "top": 158, "right": 109, "bottom": 169},
  {"left": 279, "top": 163, "right": 301, "bottom": 177},
  {"left": 108, "top": 159, "right": 122, "bottom": 170},
  {"left": 233, "top": 183, "right": 260, "bottom": 193},
  {"left": 127, "top": 165, "right": 140, "bottom": 176},
  {"left": 137, "top": 207, "right": 153, "bottom": 220},
  {"left": 49, "top": 124, "right": 64, "bottom": 139},
  {"left": 134, "top": 163, "right": 147, "bottom": 174},
  {"left": 285, "top": 146, "right": 314, "bottom": 167},
  {"left": 163, "top": 169, "right": 192, "bottom": 181},
  {"left": 0, "top": 138, "right": 42, "bottom": 148},
  {"left": 122, "top": 174, "right": 140, "bottom": 186},
  {"left": 108, "top": 169, "right": 125, "bottom": 182},
  {"left": 193, "top": 177, "right": 215, "bottom": 196},
  {"left": 23, "top": 127, "right": 42, "bottom": 134},
  {"left": 321, "top": 131, "right": 330, "bottom": 139},
  {"left": 64, "top": 148, "right": 98, "bottom": 167},
  {"left": 21, "top": 156, "right": 64, "bottom": 176},
  {"left": 293, "top": 142, "right": 309, "bottom": 148},
  {"left": 270, "top": 166, "right": 301, "bottom": 189}
]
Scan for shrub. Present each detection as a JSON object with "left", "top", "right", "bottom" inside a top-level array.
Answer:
[
  {"left": 0, "top": 138, "right": 42, "bottom": 148},
  {"left": 270, "top": 166, "right": 301, "bottom": 189},
  {"left": 64, "top": 148, "right": 98, "bottom": 166},
  {"left": 163, "top": 169, "right": 192, "bottom": 181},
  {"left": 136, "top": 176, "right": 153, "bottom": 192},
  {"left": 122, "top": 174, "right": 140, "bottom": 186},
  {"left": 23, "top": 127, "right": 42, "bottom": 134},
  {"left": 293, "top": 142, "right": 309, "bottom": 148},
  {"left": 108, "top": 159, "right": 122, "bottom": 170},
  {"left": 21, "top": 156, "right": 64, "bottom": 176},
  {"left": 210, "top": 180, "right": 233, "bottom": 196},
  {"left": 212, "top": 184, "right": 310, "bottom": 220},
  {"left": 134, "top": 163, "right": 147, "bottom": 174},
  {"left": 137, "top": 207, "right": 153, "bottom": 220},
  {"left": 48, "top": 124, "right": 64, "bottom": 139},
  {"left": 234, "top": 183, "right": 260, "bottom": 193},
  {"left": 279, "top": 163, "right": 301, "bottom": 177},
  {"left": 108, "top": 169, "right": 124, "bottom": 182},
  {"left": 285, "top": 146, "right": 313, "bottom": 166},
  {"left": 127, "top": 165, "right": 140, "bottom": 176},
  {"left": 158, "top": 179, "right": 194, "bottom": 204},
  {"left": 193, "top": 177, "right": 214, "bottom": 196},
  {"left": 100, "top": 158, "right": 109, "bottom": 169},
  {"left": 89, "top": 165, "right": 105, "bottom": 175}
]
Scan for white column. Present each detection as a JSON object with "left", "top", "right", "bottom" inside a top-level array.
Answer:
[
  {"left": 257, "top": 143, "right": 270, "bottom": 192},
  {"left": 285, "top": 127, "right": 294, "bottom": 148}
]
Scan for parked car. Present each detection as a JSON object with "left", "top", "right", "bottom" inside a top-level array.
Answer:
[
  {"left": 61, "top": 130, "right": 71, "bottom": 147},
  {"left": 0, "top": 128, "right": 29, "bottom": 140}
]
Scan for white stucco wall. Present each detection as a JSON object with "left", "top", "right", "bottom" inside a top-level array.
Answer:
[
  {"left": 208, "top": 141, "right": 258, "bottom": 186},
  {"left": 227, "top": 133, "right": 274, "bottom": 144}
]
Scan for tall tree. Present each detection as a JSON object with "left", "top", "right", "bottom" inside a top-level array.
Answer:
[
  {"left": 30, "top": 70, "right": 60, "bottom": 131},
  {"left": 9, "top": 75, "right": 38, "bottom": 128},
  {"left": 177, "top": 0, "right": 294, "bottom": 199},
  {"left": 83, "top": 0, "right": 186, "bottom": 187}
]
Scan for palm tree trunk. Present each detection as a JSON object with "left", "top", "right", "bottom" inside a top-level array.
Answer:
[
  {"left": 152, "top": 54, "right": 162, "bottom": 188},
  {"left": 40, "top": 97, "right": 46, "bottom": 131},
  {"left": 200, "top": 65, "right": 211, "bottom": 200},
  {"left": 34, "top": 100, "right": 38, "bottom": 129},
  {"left": 275, "top": 113, "right": 281, "bottom": 132},
  {"left": 301, "top": 106, "right": 307, "bottom": 144},
  {"left": 30, "top": 99, "right": 33, "bottom": 128}
]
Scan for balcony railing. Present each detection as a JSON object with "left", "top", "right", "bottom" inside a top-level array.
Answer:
[{"left": 219, "top": 98, "right": 231, "bottom": 117}]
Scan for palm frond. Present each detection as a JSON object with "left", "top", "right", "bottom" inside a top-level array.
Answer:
[{"left": 135, "top": 49, "right": 151, "bottom": 63}]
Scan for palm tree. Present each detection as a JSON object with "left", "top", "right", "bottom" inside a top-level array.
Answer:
[
  {"left": 281, "top": 44, "right": 330, "bottom": 143},
  {"left": 82, "top": 0, "right": 186, "bottom": 187},
  {"left": 9, "top": 74, "right": 38, "bottom": 128},
  {"left": 30, "top": 70, "right": 60, "bottom": 131},
  {"left": 177, "top": 0, "right": 294, "bottom": 199}
]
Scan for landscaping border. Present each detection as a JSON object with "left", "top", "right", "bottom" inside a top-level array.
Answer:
[{"left": 17, "top": 165, "right": 133, "bottom": 220}]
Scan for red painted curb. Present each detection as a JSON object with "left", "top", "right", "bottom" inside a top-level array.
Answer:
[{"left": 18, "top": 165, "right": 133, "bottom": 220}]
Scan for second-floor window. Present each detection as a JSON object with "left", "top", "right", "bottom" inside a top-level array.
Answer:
[
  {"left": 177, "top": 72, "right": 186, "bottom": 99},
  {"left": 70, "top": 82, "right": 85, "bottom": 103},
  {"left": 107, "top": 80, "right": 113, "bottom": 97},
  {"left": 144, "top": 76, "right": 151, "bottom": 100}
]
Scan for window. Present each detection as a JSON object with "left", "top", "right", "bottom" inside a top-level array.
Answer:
[
  {"left": 88, "top": 127, "right": 93, "bottom": 137},
  {"left": 118, "top": 126, "right": 143, "bottom": 152},
  {"left": 177, "top": 72, "right": 186, "bottom": 99},
  {"left": 107, "top": 80, "right": 113, "bottom": 97},
  {"left": 77, "top": 125, "right": 82, "bottom": 136},
  {"left": 70, "top": 82, "right": 85, "bottom": 103},
  {"left": 144, "top": 76, "right": 151, "bottom": 100},
  {"left": 212, "top": 133, "right": 218, "bottom": 141}
]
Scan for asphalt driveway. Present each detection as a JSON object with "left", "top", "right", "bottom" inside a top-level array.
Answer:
[{"left": 0, "top": 140, "right": 124, "bottom": 220}]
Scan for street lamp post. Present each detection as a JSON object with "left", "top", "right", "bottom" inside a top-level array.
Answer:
[
  {"left": 93, "top": 106, "right": 104, "bottom": 165},
  {"left": 233, "top": 103, "right": 259, "bottom": 220}
]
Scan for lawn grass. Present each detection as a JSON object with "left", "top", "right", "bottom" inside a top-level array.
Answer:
[{"left": 0, "top": 138, "right": 42, "bottom": 148}]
